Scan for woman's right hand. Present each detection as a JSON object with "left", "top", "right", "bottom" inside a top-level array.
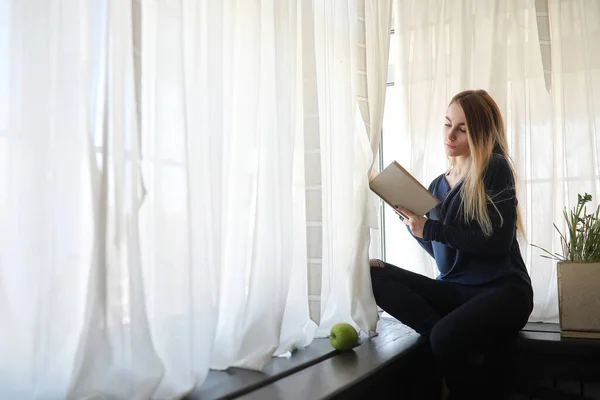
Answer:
[{"left": 393, "top": 206, "right": 405, "bottom": 220}]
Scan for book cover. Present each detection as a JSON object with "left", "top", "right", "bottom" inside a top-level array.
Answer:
[{"left": 369, "top": 161, "right": 440, "bottom": 218}]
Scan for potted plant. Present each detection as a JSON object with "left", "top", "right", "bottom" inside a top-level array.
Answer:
[{"left": 532, "top": 193, "right": 600, "bottom": 338}]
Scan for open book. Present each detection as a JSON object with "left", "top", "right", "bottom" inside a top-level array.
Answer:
[{"left": 369, "top": 161, "right": 440, "bottom": 218}]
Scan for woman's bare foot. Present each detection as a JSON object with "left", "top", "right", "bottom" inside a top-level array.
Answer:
[{"left": 369, "top": 258, "right": 385, "bottom": 268}]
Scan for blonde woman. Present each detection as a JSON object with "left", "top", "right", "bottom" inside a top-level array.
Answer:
[{"left": 370, "top": 90, "right": 533, "bottom": 400}]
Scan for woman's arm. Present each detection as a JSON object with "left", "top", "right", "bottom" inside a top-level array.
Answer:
[
  {"left": 396, "top": 208, "right": 435, "bottom": 258},
  {"left": 422, "top": 156, "right": 517, "bottom": 254},
  {"left": 406, "top": 220, "right": 435, "bottom": 257},
  {"left": 395, "top": 176, "right": 442, "bottom": 258}
]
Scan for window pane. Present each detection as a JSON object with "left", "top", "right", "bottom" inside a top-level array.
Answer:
[{"left": 387, "top": 31, "right": 396, "bottom": 84}]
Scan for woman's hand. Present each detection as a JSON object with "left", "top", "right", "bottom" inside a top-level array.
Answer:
[{"left": 395, "top": 206, "right": 427, "bottom": 238}]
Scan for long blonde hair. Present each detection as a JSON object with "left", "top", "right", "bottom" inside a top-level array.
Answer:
[{"left": 449, "top": 90, "right": 523, "bottom": 236}]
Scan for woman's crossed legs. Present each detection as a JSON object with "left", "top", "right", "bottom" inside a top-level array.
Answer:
[{"left": 370, "top": 260, "right": 532, "bottom": 399}]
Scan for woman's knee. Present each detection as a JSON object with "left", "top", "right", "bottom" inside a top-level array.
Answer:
[
  {"left": 430, "top": 324, "right": 487, "bottom": 366},
  {"left": 429, "top": 323, "right": 465, "bottom": 362}
]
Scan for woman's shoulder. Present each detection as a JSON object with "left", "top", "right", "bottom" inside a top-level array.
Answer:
[
  {"left": 489, "top": 152, "right": 509, "bottom": 166},
  {"left": 485, "top": 153, "right": 515, "bottom": 187},
  {"left": 487, "top": 153, "right": 512, "bottom": 173}
]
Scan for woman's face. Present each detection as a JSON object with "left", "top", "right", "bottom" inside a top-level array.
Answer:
[{"left": 443, "top": 102, "right": 471, "bottom": 157}]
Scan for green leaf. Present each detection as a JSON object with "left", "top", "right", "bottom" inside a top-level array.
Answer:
[{"left": 532, "top": 193, "right": 600, "bottom": 263}]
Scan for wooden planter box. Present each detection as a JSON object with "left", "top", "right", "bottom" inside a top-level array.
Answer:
[{"left": 557, "top": 262, "right": 600, "bottom": 338}]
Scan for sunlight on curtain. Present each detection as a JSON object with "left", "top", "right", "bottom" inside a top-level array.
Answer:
[
  {"left": 312, "top": 0, "right": 392, "bottom": 337},
  {"left": 0, "top": 0, "right": 392, "bottom": 397},
  {"left": 385, "top": 0, "right": 600, "bottom": 323},
  {"left": 141, "top": 0, "right": 317, "bottom": 393},
  {"left": 540, "top": 0, "right": 600, "bottom": 319},
  {"left": 1, "top": 0, "right": 98, "bottom": 397},
  {"left": 352, "top": 0, "right": 393, "bottom": 334},
  {"left": 2, "top": 0, "right": 184, "bottom": 397},
  {"left": 69, "top": 0, "right": 166, "bottom": 397}
]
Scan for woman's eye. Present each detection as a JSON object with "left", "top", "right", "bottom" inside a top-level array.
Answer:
[
  {"left": 444, "top": 123, "right": 451, "bottom": 127},
  {"left": 459, "top": 129, "right": 467, "bottom": 133}
]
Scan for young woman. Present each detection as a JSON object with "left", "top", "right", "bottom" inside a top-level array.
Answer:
[{"left": 370, "top": 90, "right": 533, "bottom": 400}]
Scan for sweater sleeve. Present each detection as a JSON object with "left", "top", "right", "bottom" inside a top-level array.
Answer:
[
  {"left": 402, "top": 177, "right": 438, "bottom": 258},
  {"left": 407, "top": 223, "right": 435, "bottom": 257},
  {"left": 422, "top": 156, "right": 517, "bottom": 254}
]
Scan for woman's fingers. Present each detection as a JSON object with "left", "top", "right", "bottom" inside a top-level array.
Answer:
[
  {"left": 394, "top": 205, "right": 415, "bottom": 219},
  {"left": 393, "top": 207, "right": 406, "bottom": 221}
]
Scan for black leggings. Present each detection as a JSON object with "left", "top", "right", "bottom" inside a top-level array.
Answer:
[{"left": 370, "top": 260, "right": 533, "bottom": 398}]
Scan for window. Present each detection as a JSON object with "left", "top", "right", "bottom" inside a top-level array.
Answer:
[{"left": 377, "top": 6, "right": 399, "bottom": 264}]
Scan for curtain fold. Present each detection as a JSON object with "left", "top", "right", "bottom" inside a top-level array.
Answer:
[
  {"left": 350, "top": 0, "right": 394, "bottom": 335},
  {"left": 1, "top": 0, "right": 392, "bottom": 397},
  {"left": 313, "top": 0, "right": 362, "bottom": 336},
  {"left": 538, "top": 0, "right": 600, "bottom": 319},
  {"left": 0, "top": 0, "right": 157, "bottom": 397},
  {"left": 310, "top": 0, "right": 392, "bottom": 337},
  {"left": 0, "top": 1, "right": 95, "bottom": 397},
  {"left": 141, "top": 0, "right": 317, "bottom": 393},
  {"left": 68, "top": 0, "right": 166, "bottom": 398}
]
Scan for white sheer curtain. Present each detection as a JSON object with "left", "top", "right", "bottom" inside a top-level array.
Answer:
[
  {"left": 1, "top": 0, "right": 392, "bottom": 397},
  {"left": 539, "top": 0, "right": 600, "bottom": 320},
  {"left": 0, "top": 0, "right": 160, "bottom": 398},
  {"left": 140, "top": 0, "right": 316, "bottom": 394},
  {"left": 313, "top": 0, "right": 392, "bottom": 337},
  {"left": 385, "top": 0, "right": 600, "bottom": 323}
]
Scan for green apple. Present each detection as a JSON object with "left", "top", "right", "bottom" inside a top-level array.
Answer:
[{"left": 329, "top": 323, "right": 359, "bottom": 351}]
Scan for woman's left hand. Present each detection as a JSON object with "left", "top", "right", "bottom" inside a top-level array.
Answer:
[{"left": 395, "top": 206, "right": 427, "bottom": 238}]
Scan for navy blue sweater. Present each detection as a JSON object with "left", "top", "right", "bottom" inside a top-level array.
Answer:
[{"left": 409, "top": 154, "right": 532, "bottom": 287}]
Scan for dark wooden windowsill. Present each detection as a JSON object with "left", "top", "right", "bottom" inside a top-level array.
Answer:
[
  {"left": 518, "top": 322, "right": 600, "bottom": 358},
  {"left": 238, "top": 318, "right": 423, "bottom": 400},
  {"left": 189, "top": 318, "right": 423, "bottom": 400},
  {"left": 190, "top": 320, "right": 600, "bottom": 400},
  {"left": 188, "top": 339, "right": 336, "bottom": 400}
]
